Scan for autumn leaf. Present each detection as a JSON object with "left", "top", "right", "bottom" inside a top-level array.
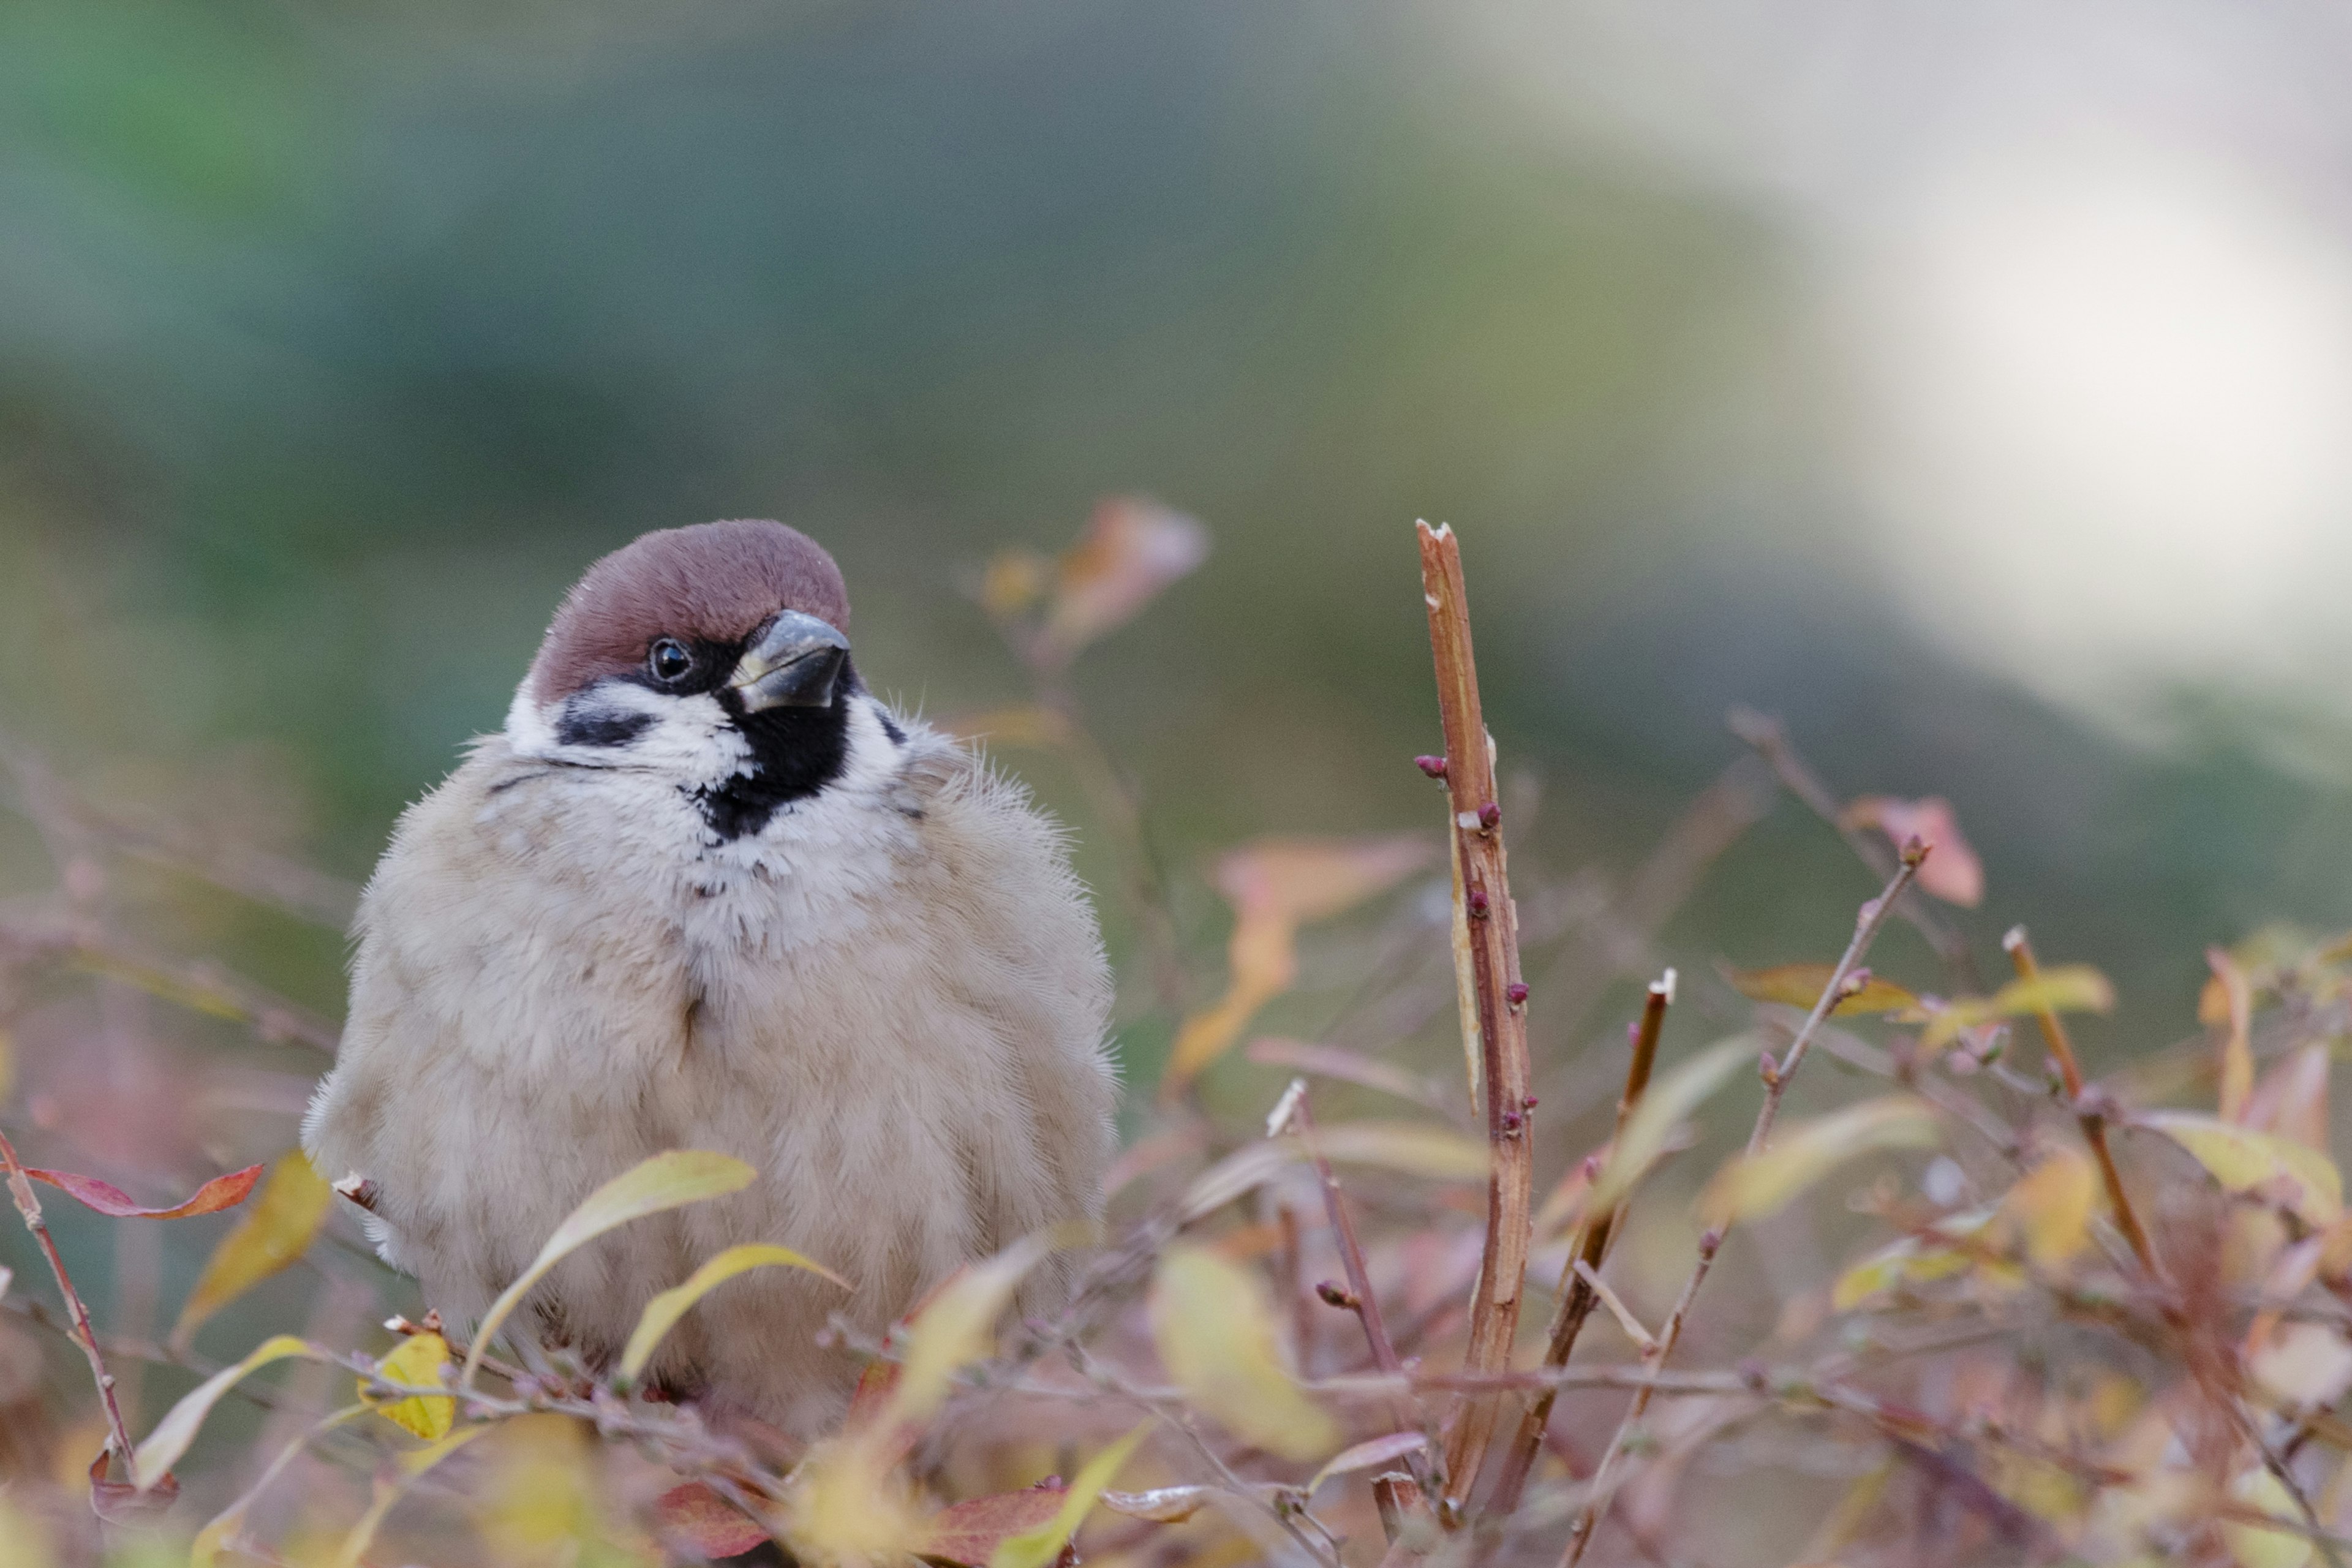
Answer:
[
  {"left": 171, "top": 1153, "right": 333, "bottom": 1349},
  {"left": 328, "top": 1427, "right": 486, "bottom": 1568},
  {"left": 1917, "top": 966, "right": 2115, "bottom": 1053},
  {"left": 1180, "top": 1120, "right": 1488, "bottom": 1221},
  {"left": 190, "top": 1404, "right": 370, "bottom": 1568},
  {"left": 1101, "top": 1485, "right": 1215, "bottom": 1523},
  {"left": 890, "top": 1229, "right": 1068, "bottom": 1426},
  {"left": 2222, "top": 1466, "right": 2313, "bottom": 1568},
  {"left": 1587, "top": 1035, "right": 1758, "bottom": 1215},
  {"left": 1150, "top": 1243, "right": 1337, "bottom": 1460},
  {"left": 362, "top": 1331, "right": 454, "bottom": 1440},
  {"left": 1034, "top": 497, "right": 1208, "bottom": 666},
  {"left": 2245, "top": 1044, "right": 2331, "bottom": 1153},
  {"left": 2209, "top": 946, "right": 2256, "bottom": 1123},
  {"left": 989, "top": 1425, "right": 1148, "bottom": 1568},
  {"left": 134, "top": 1334, "right": 318, "bottom": 1489},
  {"left": 1162, "top": 835, "right": 1432, "bottom": 1096},
  {"left": 1727, "top": 963, "right": 1920, "bottom": 1016},
  {"left": 1307, "top": 1431, "right": 1429, "bottom": 1494},
  {"left": 1701, "top": 1097, "right": 1942, "bottom": 1228},
  {"left": 655, "top": 1483, "right": 773, "bottom": 1559},
  {"left": 619, "top": 1242, "right": 847, "bottom": 1384},
  {"left": 1841, "top": 796, "right": 1985, "bottom": 906},
  {"left": 462, "top": 1149, "right": 756, "bottom": 1389},
  {"left": 1831, "top": 1229, "right": 1980, "bottom": 1312},
  {"left": 2141, "top": 1112, "right": 2343, "bottom": 1226},
  {"left": 28, "top": 1163, "right": 262, "bottom": 1219},
  {"left": 1996, "top": 1149, "right": 2097, "bottom": 1268},
  {"left": 918, "top": 1486, "right": 1068, "bottom": 1568}
]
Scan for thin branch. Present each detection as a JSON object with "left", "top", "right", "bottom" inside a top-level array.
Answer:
[
  {"left": 1560, "top": 845, "right": 1926, "bottom": 1566},
  {"left": 2002, "top": 925, "right": 2163, "bottom": 1286},
  {"left": 1488, "top": 971, "right": 1673, "bottom": 1513},
  {"left": 1417, "top": 521, "right": 1535, "bottom": 1509},
  {"left": 0, "top": 1125, "right": 135, "bottom": 1467}
]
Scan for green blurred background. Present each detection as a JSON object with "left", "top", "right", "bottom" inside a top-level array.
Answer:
[{"left": 7, "top": 1, "right": 2352, "bottom": 1186}]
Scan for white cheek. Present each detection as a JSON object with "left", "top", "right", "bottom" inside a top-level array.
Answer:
[{"left": 504, "top": 679, "right": 749, "bottom": 782}]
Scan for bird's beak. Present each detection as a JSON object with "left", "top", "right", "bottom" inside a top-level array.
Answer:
[{"left": 729, "top": 611, "right": 850, "bottom": 712}]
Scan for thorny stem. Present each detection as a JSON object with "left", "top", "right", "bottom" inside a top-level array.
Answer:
[
  {"left": 0, "top": 1125, "right": 137, "bottom": 1470},
  {"left": 1280, "top": 1087, "right": 1445, "bottom": 1511},
  {"left": 1486, "top": 971, "right": 1674, "bottom": 1515},
  {"left": 1417, "top": 521, "right": 1534, "bottom": 1509},
  {"left": 1559, "top": 846, "right": 1926, "bottom": 1566},
  {"left": 2003, "top": 925, "right": 2163, "bottom": 1284}
]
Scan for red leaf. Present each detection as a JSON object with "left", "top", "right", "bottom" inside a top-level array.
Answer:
[
  {"left": 654, "top": 1482, "right": 771, "bottom": 1558},
  {"left": 31, "top": 1164, "right": 263, "bottom": 1219},
  {"left": 918, "top": 1486, "right": 1069, "bottom": 1568},
  {"left": 1842, "top": 796, "right": 1985, "bottom": 907}
]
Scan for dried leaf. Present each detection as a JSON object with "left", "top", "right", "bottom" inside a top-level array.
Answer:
[
  {"left": 1831, "top": 1232, "right": 1977, "bottom": 1311},
  {"left": 655, "top": 1482, "right": 774, "bottom": 1558},
  {"left": 1151, "top": 1244, "right": 1337, "bottom": 1460},
  {"left": 1727, "top": 963, "right": 1920, "bottom": 1016},
  {"left": 462, "top": 1150, "right": 756, "bottom": 1387},
  {"left": 1100, "top": 1485, "right": 1215, "bottom": 1524},
  {"left": 918, "top": 1486, "right": 1068, "bottom": 1567},
  {"left": 1918, "top": 967, "right": 2116, "bottom": 1053},
  {"left": 171, "top": 1153, "right": 332, "bottom": 1349},
  {"left": 1588, "top": 1035, "right": 1758, "bottom": 1215},
  {"left": 2222, "top": 1466, "right": 2313, "bottom": 1568},
  {"left": 91, "top": 1446, "right": 179, "bottom": 1526},
  {"left": 1180, "top": 1120, "right": 1489, "bottom": 1220},
  {"left": 1308, "top": 1431, "right": 1428, "bottom": 1494},
  {"left": 2143, "top": 1112, "right": 2343, "bottom": 1226},
  {"left": 329, "top": 1426, "right": 486, "bottom": 1568},
  {"left": 989, "top": 1424, "right": 1148, "bottom": 1568},
  {"left": 1162, "top": 835, "right": 1431, "bottom": 1096},
  {"left": 1842, "top": 796, "right": 1984, "bottom": 906},
  {"left": 892, "top": 1229, "right": 1070, "bottom": 1425},
  {"left": 28, "top": 1163, "right": 262, "bottom": 1219},
  {"left": 363, "top": 1332, "right": 454, "bottom": 1440},
  {"left": 1998, "top": 1149, "right": 2097, "bottom": 1268},
  {"left": 1037, "top": 497, "right": 1208, "bottom": 664},
  {"left": 134, "top": 1334, "right": 317, "bottom": 1489},
  {"left": 620, "top": 1243, "right": 847, "bottom": 1382},
  {"left": 2250, "top": 1322, "right": 2352, "bottom": 1410},
  {"left": 2247, "top": 1045, "right": 2332, "bottom": 1153},
  {"left": 2211, "top": 947, "right": 2256, "bottom": 1123},
  {"left": 190, "top": 1404, "right": 371, "bottom": 1568},
  {"left": 1701, "top": 1097, "right": 1942, "bottom": 1228}
]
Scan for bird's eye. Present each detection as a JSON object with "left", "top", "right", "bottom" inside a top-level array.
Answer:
[{"left": 648, "top": 638, "right": 695, "bottom": 684}]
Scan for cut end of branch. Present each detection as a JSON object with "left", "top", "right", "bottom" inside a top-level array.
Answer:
[
  {"left": 1653, "top": 968, "right": 1678, "bottom": 1005},
  {"left": 2002, "top": 924, "right": 2029, "bottom": 955}
]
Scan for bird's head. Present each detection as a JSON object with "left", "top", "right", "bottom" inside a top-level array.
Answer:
[{"left": 507, "top": 519, "right": 889, "bottom": 839}]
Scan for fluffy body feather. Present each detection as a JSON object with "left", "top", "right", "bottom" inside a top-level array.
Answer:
[{"left": 304, "top": 524, "right": 1115, "bottom": 1435}]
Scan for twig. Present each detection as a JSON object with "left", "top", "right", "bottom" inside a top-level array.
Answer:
[
  {"left": 1488, "top": 972, "right": 1673, "bottom": 1513},
  {"left": 0, "top": 1125, "right": 136, "bottom": 1468},
  {"left": 1417, "top": 521, "right": 1535, "bottom": 1508},
  {"left": 1727, "top": 708, "right": 1981, "bottom": 992},
  {"left": 1278, "top": 1087, "right": 1444, "bottom": 1510},
  {"left": 1559, "top": 845, "right": 1926, "bottom": 1565},
  {"left": 2002, "top": 927, "right": 2162, "bottom": 1283}
]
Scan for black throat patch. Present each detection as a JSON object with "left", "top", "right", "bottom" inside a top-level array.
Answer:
[{"left": 689, "top": 662, "right": 861, "bottom": 842}]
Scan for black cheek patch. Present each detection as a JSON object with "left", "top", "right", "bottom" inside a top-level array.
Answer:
[{"left": 556, "top": 704, "right": 656, "bottom": 748}]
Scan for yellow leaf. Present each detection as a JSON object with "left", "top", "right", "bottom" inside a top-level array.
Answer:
[
  {"left": 363, "top": 1332, "right": 454, "bottom": 1441},
  {"left": 1999, "top": 1149, "right": 2097, "bottom": 1268},
  {"left": 1833, "top": 1236, "right": 1972, "bottom": 1311},
  {"left": 329, "top": 1427, "right": 486, "bottom": 1568},
  {"left": 1150, "top": 1244, "right": 1337, "bottom": 1461},
  {"left": 1918, "top": 966, "right": 2116, "bottom": 1052},
  {"left": 1701, "top": 1097, "right": 1942, "bottom": 1228},
  {"left": 1588, "top": 1035, "right": 1758, "bottom": 1215},
  {"left": 619, "top": 1243, "right": 847, "bottom": 1384},
  {"left": 133, "top": 1335, "right": 317, "bottom": 1490},
  {"left": 170, "top": 1152, "right": 332, "bottom": 1349},
  {"left": 0, "top": 1489, "right": 52, "bottom": 1568},
  {"left": 792, "top": 1436, "right": 924, "bottom": 1561},
  {"left": 1728, "top": 963, "right": 1920, "bottom": 1016},
  {"left": 2222, "top": 1466, "right": 2314, "bottom": 1568},
  {"left": 462, "top": 1149, "right": 756, "bottom": 1389},
  {"left": 1162, "top": 835, "right": 1431, "bottom": 1096},
  {"left": 990, "top": 1423, "right": 1148, "bottom": 1568},
  {"left": 2211, "top": 947, "right": 2256, "bottom": 1123},
  {"left": 2143, "top": 1112, "right": 2343, "bottom": 1226},
  {"left": 480, "top": 1414, "right": 606, "bottom": 1558},
  {"left": 190, "top": 1404, "right": 370, "bottom": 1568},
  {"left": 1180, "top": 1121, "right": 1490, "bottom": 1220},
  {"left": 891, "top": 1229, "right": 1070, "bottom": 1427},
  {"left": 979, "top": 549, "right": 1050, "bottom": 619}
]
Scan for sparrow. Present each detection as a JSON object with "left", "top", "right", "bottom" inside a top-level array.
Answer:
[{"left": 303, "top": 519, "right": 1117, "bottom": 1435}]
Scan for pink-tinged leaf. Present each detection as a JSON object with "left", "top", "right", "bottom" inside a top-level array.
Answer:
[
  {"left": 916, "top": 1486, "right": 1068, "bottom": 1567},
  {"left": 1842, "top": 796, "right": 1984, "bottom": 907},
  {"left": 1037, "top": 497, "right": 1209, "bottom": 666},
  {"left": 91, "top": 1449, "right": 179, "bottom": 1526},
  {"left": 654, "top": 1482, "right": 772, "bottom": 1558},
  {"left": 29, "top": 1164, "right": 262, "bottom": 1220}
]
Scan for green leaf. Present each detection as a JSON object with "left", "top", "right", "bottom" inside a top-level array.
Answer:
[
  {"left": 620, "top": 1243, "right": 847, "bottom": 1382},
  {"left": 1588, "top": 1035, "right": 1759, "bottom": 1215},
  {"left": 1728, "top": 963, "right": 1919, "bottom": 1016},
  {"left": 134, "top": 1334, "right": 317, "bottom": 1490},
  {"left": 461, "top": 1150, "right": 756, "bottom": 1389},
  {"left": 1701, "top": 1096, "right": 1941, "bottom": 1227},
  {"left": 990, "top": 1423, "right": 1149, "bottom": 1568}
]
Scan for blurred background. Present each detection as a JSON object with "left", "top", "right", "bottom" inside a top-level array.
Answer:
[{"left": 7, "top": 0, "right": 2352, "bottom": 1529}]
